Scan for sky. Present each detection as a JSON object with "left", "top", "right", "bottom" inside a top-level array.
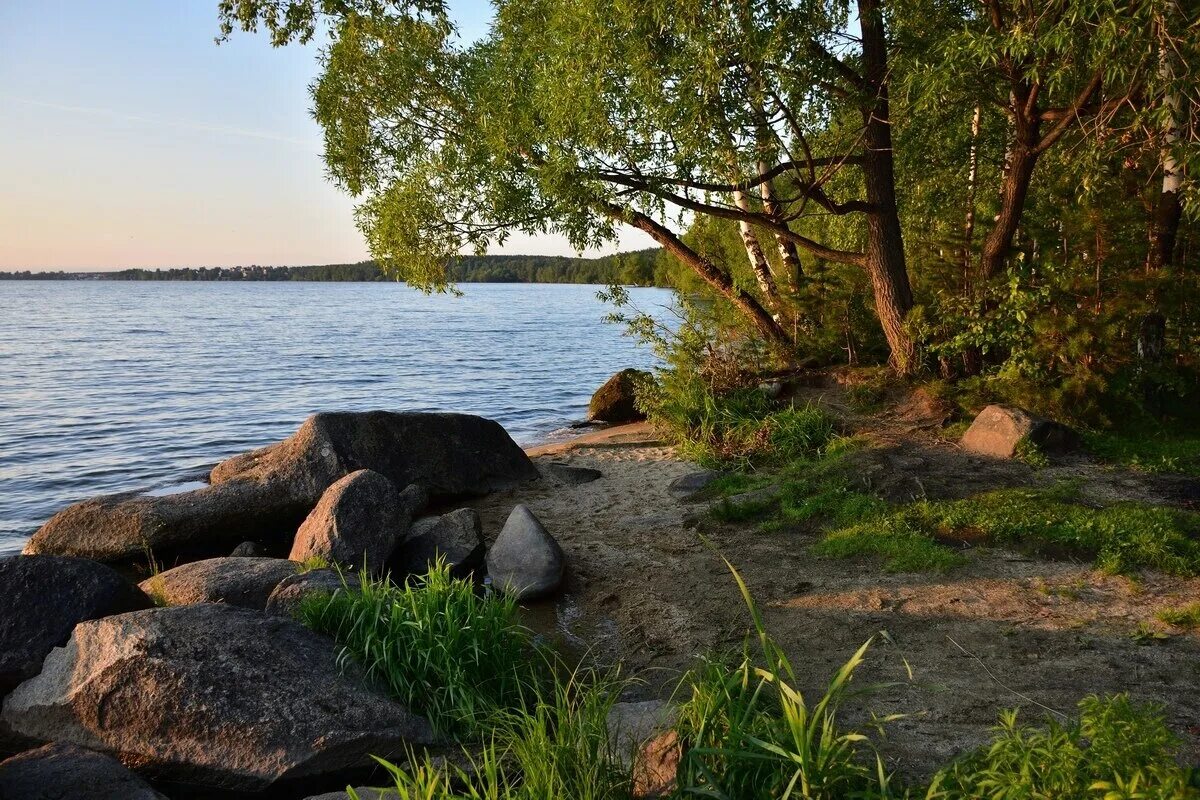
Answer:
[{"left": 0, "top": 1, "right": 652, "bottom": 271}]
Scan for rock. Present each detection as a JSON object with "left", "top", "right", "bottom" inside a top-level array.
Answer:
[
  {"left": 667, "top": 470, "right": 725, "bottom": 502},
  {"left": 0, "top": 742, "right": 168, "bottom": 800},
  {"left": 25, "top": 412, "right": 537, "bottom": 563},
  {"left": 303, "top": 789, "right": 394, "bottom": 800},
  {"left": 758, "top": 380, "right": 784, "bottom": 399},
  {"left": 486, "top": 505, "right": 565, "bottom": 600},
  {"left": 393, "top": 509, "right": 484, "bottom": 578},
  {"left": 588, "top": 369, "right": 652, "bottom": 423},
  {"left": 839, "top": 448, "right": 928, "bottom": 504},
  {"left": 960, "top": 404, "right": 1080, "bottom": 459},
  {"left": 212, "top": 411, "right": 538, "bottom": 500},
  {"left": 230, "top": 540, "right": 265, "bottom": 557},
  {"left": 139, "top": 557, "right": 299, "bottom": 610},
  {"left": 290, "top": 471, "right": 424, "bottom": 572},
  {"left": 538, "top": 461, "right": 603, "bottom": 486},
  {"left": 265, "top": 569, "right": 346, "bottom": 617},
  {"left": 0, "top": 555, "right": 151, "bottom": 701},
  {"left": 607, "top": 700, "right": 680, "bottom": 799},
  {"left": 0, "top": 604, "right": 434, "bottom": 793}
]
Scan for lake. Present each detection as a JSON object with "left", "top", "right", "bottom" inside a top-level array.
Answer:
[{"left": 0, "top": 281, "right": 672, "bottom": 556}]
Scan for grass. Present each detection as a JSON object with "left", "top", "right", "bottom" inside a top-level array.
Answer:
[
  {"left": 815, "top": 487, "right": 1200, "bottom": 577},
  {"left": 334, "top": 560, "right": 1196, "bottom": 799},
  {"left": 1158, "top": 603, "right": 1200, "bottom": 628},
  {"left": 1085, "top": 424, "right": 1200, "bottom": 476},
  {"left": 296, "top": 554, "right": 331, "bottom": 573},
  {"left": 298, "top": 561, "right": 536, "bottom": 737}
]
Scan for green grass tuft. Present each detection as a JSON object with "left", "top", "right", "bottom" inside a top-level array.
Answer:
[
  {"left": 298, "top": 561, "right": 535, "bottom": 737},
  {"left": 1084, "top": 426, "right": 1200, "bottom": 476},
  {"left": 1158, "top": 603, "right": 1200, "bottom": 628}
]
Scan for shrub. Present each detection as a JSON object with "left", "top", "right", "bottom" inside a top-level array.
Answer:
[{"left": 298, "top": 562, "right": 535, "bottom": 736}]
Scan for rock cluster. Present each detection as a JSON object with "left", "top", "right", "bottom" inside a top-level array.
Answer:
[{"left": 0, "top": 410, "right": 578, "bottom": 797}]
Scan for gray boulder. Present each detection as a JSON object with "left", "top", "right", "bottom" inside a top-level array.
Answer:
[
  {"left": 139, "top": 556, "right": 299, "bottom": 610},
  {"left": 667, "top": 470, "right": 725, "bottom": 502},
  {"left": 304, "top": 790, "right": 395, "bottom": 800},
  {"left": 25, "top": 412, "right": 537, "bottom": 563},
  {"left": 588, "top": 369, "right": 652, "bottom": 423},
  {"left": 266, "top": 569, "right": 346, "bottom": 617},
  {"left": 0, "top": 604, "right": 434, "bottom": 793},
  {"left": 0, "top": 742, "right": 168, "bottom": 800},
  {"left": 290, "top": 471, "right": 423, "bottom": 572},
  {"left": 393, "top": 509, "right": 485, "bottom": 578},
  {"left": 538, "top": 462, "right": 603, "bottom": 486},
  {"left": 486, "top": 505, "right": 565, "bottom": 599},
  {"left": 0, "top": 555, "right": 151, "bottom": 700},
  {"left": 606, "top": 700, "right": 680, "bottom": 799},
  {"left": 230, "top": 540, "right": 266, "bottom": 557},
  {"left": 960, "top": 404, "right": 1080, "bottom": 459}
]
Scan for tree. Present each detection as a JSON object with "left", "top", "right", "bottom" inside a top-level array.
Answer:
[{"left": 218, "top": 0, "right": 926, "bottom": 371}]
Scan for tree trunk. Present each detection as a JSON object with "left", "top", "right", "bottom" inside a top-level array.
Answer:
[
  {"left": 979, "top": 134, "right": 1039, "bottom": 281},
  {"left": 757, "top": 162, "right": 805, "bottom": 285},
  {"left": 731, "top": 187, "right": 784, "bottom": 318},
  {"left": 858, "top": 0, "right": 917, "bottom": 374},
  {"left": 602, "top": 202, "right": 796, "bottom": 355}
]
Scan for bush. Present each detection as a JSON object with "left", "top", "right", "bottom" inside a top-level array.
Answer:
[{"left": 298, "top": 562, "right": 535, "bottom": 737}]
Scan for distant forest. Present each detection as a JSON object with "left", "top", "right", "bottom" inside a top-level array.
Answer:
[{"left": 0, "top": 249, "right": 667, "bottom": 287}]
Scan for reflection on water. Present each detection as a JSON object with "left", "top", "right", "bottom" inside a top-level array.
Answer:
[{"left": 0, "top": 281, "right": 672, "bottom": 555}]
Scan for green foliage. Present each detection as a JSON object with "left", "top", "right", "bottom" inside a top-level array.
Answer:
[
  {"left": 1158, "top": 603, "right": 1200, "bottom": 628},
  {"left": 296, "top": 554, "right": 330, "bottom": 573},
  {"left": 1085, "top": 425, "right": 1200, "bottom": 477},
  {"left": 817, "top": 488, "right": 1200, "bottom": 577},
  {"left": 298, "top": 562, "right": 534, "bottom": 737},
  {"left": 928, "top": 696, "right": 1197, "bottom": 799}
]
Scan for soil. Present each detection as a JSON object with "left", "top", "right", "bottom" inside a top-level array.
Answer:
[{"left": 470, "top": 384, "right": 1200, "bottom": 782}]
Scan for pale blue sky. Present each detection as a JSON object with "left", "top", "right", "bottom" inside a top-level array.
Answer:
[{"left": 0, "top": 1, "right": 649, "bottom": 270}]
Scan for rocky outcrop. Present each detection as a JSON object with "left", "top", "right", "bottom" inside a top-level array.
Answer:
[
  {"left": 25, "top": 412, "right": 537, "bottom": 563},
  {"left": 588, "top": 369, "right": 652, "bottom": 423},
  {"left": 392, "top": 508, "right": 485, "bottom": 578},
  {"left": 960, "top": 404, "right": 1080, "bottom": 459},
  {"left": 266, "top": 569, "right": 345, "bottom": 617},
  {"left": 0, "top": 555, "right": 151, "bottom": 700},
  {"left": 0, "top": 604, "right": 434, "bottom": 793},
  {"left": 486, "top": 505, "right": 565, "bottom": 599},
  {"left": 139, "top": 557, "right": 299, "bottom": 609},
  {"left": 0, "top": 742, "right": 168, "bottom": 800},
  {"left": 290, "top": 471, "right": 424, "bottom": 572}
]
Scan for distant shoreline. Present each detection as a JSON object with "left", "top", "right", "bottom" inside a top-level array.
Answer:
[{"left": 0, "top": 249, "right": 668, "bottom": 287}]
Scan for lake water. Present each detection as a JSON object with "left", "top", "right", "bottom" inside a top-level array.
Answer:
[{"left": 0, "top": 281, "right": 672, "bottom": 556}]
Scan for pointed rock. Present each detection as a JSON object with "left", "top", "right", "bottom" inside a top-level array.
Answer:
[{"left": 486, "top": 505, "right": 565, "bottom": 599}]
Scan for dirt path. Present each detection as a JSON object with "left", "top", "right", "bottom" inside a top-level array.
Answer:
[{"left": 471, "top": 416, "right": 1200, "bottom": 781}]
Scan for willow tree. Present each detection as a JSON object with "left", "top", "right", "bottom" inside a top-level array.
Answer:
[{"left": 219, "top": 0, "right": 924, "bottom": 372}]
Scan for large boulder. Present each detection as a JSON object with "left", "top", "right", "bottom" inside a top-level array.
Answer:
[
  {"left": 0, "top": 555, "right": 151, "bottom": 700},
  {"left": 960, "top": 404, "right": 1080, "bottom": 459},
  {"left": 486, "top": 505, "right": 565, "bottom": 600},
  {"left": 0, "top": 742, "right": 168, "bottom": 800},
  {"left": 0, "top": 604, "right": 434, "bottom": 792},
  {"left": 588, "top": 369, "right": 652, "bottom": 423},
  {"left": 290, "top": 471, "right": 424, "bottom": 572},
  {"left": 265, "top": 569, "right": 346, "bottom": 617},
  {"left": 211, "top": 411, "right": 538, "bottom": 499},
  {"left": 139, "top": 557, "right": 299, "bottom": 609},
  {"left": 25, "top": 412, "right": 537, "bottom": 563},
  {"left": 392, "top": 508, "right": 485, "bottom": 579}
]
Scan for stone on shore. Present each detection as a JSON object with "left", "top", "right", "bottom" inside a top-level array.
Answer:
[
  {"left": 266, "top": 569, "right": 346, "bottom": 617},
  {"left": 25, "top": 412, "right": 537, "bottom": 563},
  {"left": 393, "top": 508, "right": 485, "bottom": 578},
  {"left": 0, "top": 742, "right": 168, "bottom": 800},
  {"left": 290, "top": 470, "right": 424, "bottom": 572},
  {"left": 960, "top": 404, "right": 1080, "bottom": 459},
  {"left": 303, "top": 789, "right": 395, "bottom": 800},
  {"left": 588, "top": 369, "right": 652, "bottom": 423},
  {"left": 538, "top": 461, "right": 603, "bottom": 486},
  {"left": 0, "top": 555, "right": 151, "bottom": 700},
  {"left": 606, "top": 700, "right": 680, "bottom": 799},
  {"left": 0, "top": 604, "right": 434, "bottom": 793},
  {"left": 486, "top": 505, "right": 565, "bottom": 599},
  {"left": 667, "top": 470, "right": 725, "bottom": 502},
  {"left": 139, "top": 557, "right": 299, "bottom": 610}
]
